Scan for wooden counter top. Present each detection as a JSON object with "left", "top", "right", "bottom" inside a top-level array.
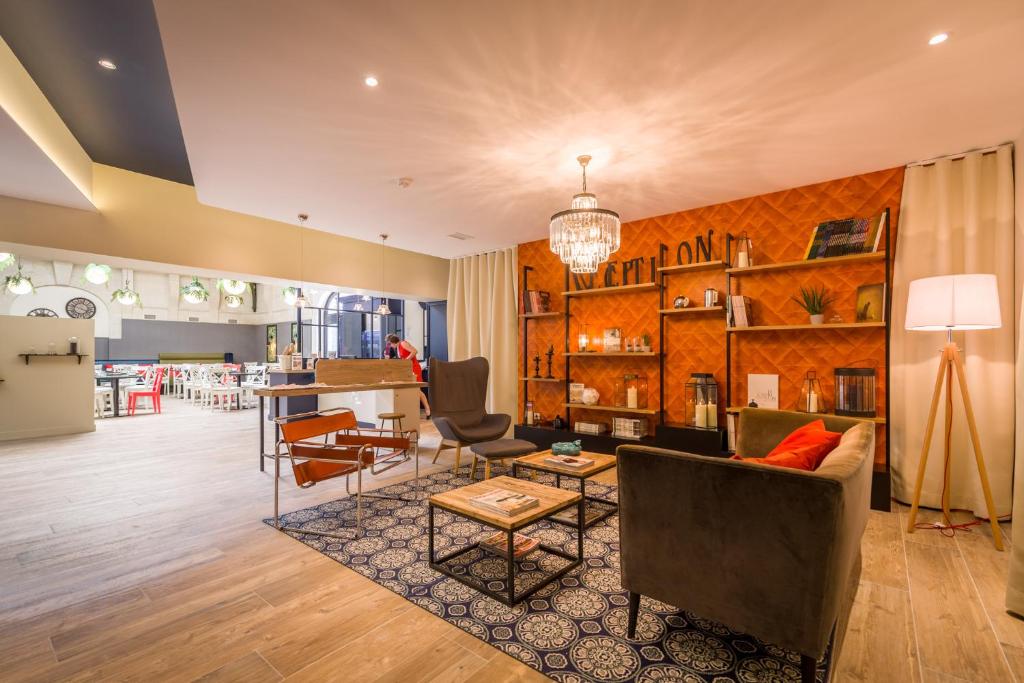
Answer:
[{"left": 254, "top": 381, "right": 426, "bottom": 397}]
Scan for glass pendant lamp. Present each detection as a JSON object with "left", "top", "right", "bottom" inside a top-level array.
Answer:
[{"left": 549, "top": 155, "right": 621, "bottom": 274}]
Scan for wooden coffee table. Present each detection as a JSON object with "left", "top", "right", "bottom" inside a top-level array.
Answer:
[
  {"left": 428, "top": 476, "right": 583, "bottom": 606},
  {"left": 511, "top": 450, "right": 618, "bottom": 528}
]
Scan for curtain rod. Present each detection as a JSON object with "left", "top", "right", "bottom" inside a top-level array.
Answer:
[{"left": 906, "top": 142, "right": 1013, "bottom": 168}]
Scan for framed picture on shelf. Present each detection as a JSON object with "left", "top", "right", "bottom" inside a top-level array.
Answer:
[
  {"left": 855, "top": 283, "right": 886, "bottom": 322},
  {"left": 603, "top": 327, "right": 622, "bottom": 352},
  {"left": 290, "top": 322, "right": 299, "bottom": 344},
  {"left": 569, "top": 382, "right": 585, "bottom": 403},
  {"left": 747, "top": 374, "right": 779, "bottom": 409}
]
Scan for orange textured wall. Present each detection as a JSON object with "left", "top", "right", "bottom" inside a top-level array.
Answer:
[{"left": 518, "top": 167, "right": 904, "bottom": 461}]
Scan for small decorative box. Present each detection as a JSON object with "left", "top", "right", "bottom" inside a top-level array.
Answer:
[{"left": 551, "top": 440, "right": 582, "bottom": 456}]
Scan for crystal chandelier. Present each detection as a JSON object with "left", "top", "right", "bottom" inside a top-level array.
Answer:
[{"left": 549, "top": 155, "right": 620, "bottom": 274}]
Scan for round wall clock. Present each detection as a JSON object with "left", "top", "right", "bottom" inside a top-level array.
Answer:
[
  {"left": 65, "top": 297, "right": 97, "bottom": 319},
  {"left": 27, "top": 307, "right": 58, "bottom": 317}
]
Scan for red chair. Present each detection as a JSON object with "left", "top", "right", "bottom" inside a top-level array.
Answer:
[
  {"left": 127, "top": 367, "right": 165, "bottom": 415},
  {"left": 273, "top": 408, "right": 418, "bottom": 538}
]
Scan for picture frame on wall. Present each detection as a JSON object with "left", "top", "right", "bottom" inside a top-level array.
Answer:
[{"left": 266, "top": 325, "right": 277, "bottom": 363}]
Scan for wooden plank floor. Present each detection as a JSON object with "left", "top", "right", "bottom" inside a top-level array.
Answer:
[{"left": 0, "top": 399, "right": 1016, "bottom": 682}]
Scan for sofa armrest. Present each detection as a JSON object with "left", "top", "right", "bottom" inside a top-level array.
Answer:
[{"left": 616, "top": 441, "right": 871, "bottom": 658}]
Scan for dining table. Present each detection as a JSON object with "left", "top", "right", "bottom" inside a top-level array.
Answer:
[{"left": 94, "top": 372, "right": 136, "bottom": 417}]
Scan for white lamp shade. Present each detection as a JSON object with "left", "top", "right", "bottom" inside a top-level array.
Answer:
[{"left": 905, "top": 274, "right": 1001, "bottom": 331}]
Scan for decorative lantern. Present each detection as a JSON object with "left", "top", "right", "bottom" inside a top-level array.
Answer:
[
  {"left": 615, "top": 373, "right": 648, "bottom": 409},
  {"left": 577, "top": 323, "right": 589, "bottom": 352},
  {"left": 685, "top": 373, "right": 718, "bottom": 429},
  {"left": 834, "top": 368, "right": 876, "bottom": 417},
  {"left": 797, "top": 370, "right": 827, "bottom": 413},
  {"left": 733, "top": 232, "right": 753, "bottom": 268}
]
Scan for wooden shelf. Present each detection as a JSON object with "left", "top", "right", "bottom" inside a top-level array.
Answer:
[
  {"left": 562, "top": 282, "right": 661, "bottom": 297},
  {"left": 660, "top": 306, "right": 724, "bottom": 316},
  {"left": 18, "top": 353, "right": 90, "bottom": 365},
  {"left": 725, "top": 406, "right": 886, "bottom": 424},
  {"left": 564, "top": 403, "right": 660, "bottom": 416},
  {"left": 519, "top": 312, "right": 563, "bottom": 319},
  {"left": 520, "top": 377, "right": 564, "bottom": 382},
  {"left": 728, "top": 322, "right": 885, "bottom": 333},
  {"left": 563, "top": 351, "right": 659, "bottom": 357},
  {"left": 658, "top": 260, "right": 726, "bottom": 274},
  {"left": 726, "top": 251, "right": 886, "bottom": 275}
]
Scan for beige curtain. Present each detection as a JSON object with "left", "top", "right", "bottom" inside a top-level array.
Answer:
[
  {"left": 891, "top": 145, "right": 1015, "bottom": 517},
  {"left": 446, "top": 247, "right": 518, "bottom": 427},
  {"left": 1006, "top": 142, "right": 1024, "bottom": 615}
]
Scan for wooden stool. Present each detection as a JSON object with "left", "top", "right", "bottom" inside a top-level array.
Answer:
[
  {"left": 378, "top": 411, "right": 405, "bottom": 433},
  {"left": 468, "top": 439, "right": 538, "bottom": 480}
]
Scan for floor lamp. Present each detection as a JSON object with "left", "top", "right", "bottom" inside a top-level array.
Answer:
[{"left": 904, "top": 273, "right": 1004, "bottom": 550}]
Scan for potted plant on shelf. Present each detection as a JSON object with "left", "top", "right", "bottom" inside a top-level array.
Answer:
[
  {"left": 640, "top": 332, "right": 652, "bottom": 353},
  {"left": 792, "top": 285, "right": 834, "bottom": 325}
]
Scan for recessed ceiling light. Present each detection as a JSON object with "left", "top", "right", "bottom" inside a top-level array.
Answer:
[
  {"left": 98, "top": 58, "right": 117, "bottom": 70},
  {"left": 364, "top": 75, "right": 379, "bottom": 87},
  {"left": 928, "top": 33, "right": 948, "bottom": 46}
]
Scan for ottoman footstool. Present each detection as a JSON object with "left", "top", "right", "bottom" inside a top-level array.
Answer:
[{"left": 468, "top": 439, "right": 537, "bottom": 480}]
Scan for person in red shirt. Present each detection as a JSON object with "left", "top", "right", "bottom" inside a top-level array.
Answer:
[{"left": 386, "top": 334, "right": 430, "bottom": 417}]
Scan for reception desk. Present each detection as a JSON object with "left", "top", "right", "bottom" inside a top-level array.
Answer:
[{"left": 254, "top": 358, "right": 425, "bottom": 471}]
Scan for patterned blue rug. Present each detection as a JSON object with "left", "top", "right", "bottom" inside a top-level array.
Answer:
[{"left": 266, "top": 465, "right": 829, "bottom": 682}]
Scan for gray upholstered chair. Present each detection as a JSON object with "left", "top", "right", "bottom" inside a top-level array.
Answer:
[
  {"left": 616, "top": 408, "right": 875, "bottom": 683},
  {"left": 428, "top": 357, "right": 510, "bottom": 472}
]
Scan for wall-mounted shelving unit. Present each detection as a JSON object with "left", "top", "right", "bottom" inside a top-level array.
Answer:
[
  {"left": 563, "top": 403, "right": 659, "bottom": 415},
  {"left": 18, "top": 353, "right": 90, "bottom": 365},
  {"left": 727, "top": 322, "right": 886, "bottom": 333},
  {"left": 659, "top": 306, "right": 724, "bottom": 316},
  {"left": 564, "top": 351, "right": 659, "bottom": 358}
]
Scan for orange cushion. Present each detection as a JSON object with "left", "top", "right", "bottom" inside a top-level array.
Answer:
[{"left": 732, "top": 419, "right": 842, "bottom": 471}]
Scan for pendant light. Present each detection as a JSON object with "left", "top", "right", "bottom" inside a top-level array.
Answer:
[
  {"left": 376, "top": 233, "right": 391, "bottom": 315},
  {"left": 84, "top": 263, "right": 112, "bottom": 285},
  {"left": 293, "top": 213, "right": 310, "bottom": 307},
  {"left": 112, "top": 271, "right": 141, "bottom": 307},
  {"left": 4, "top": 260, "right": 35, "bottom": 295},
  {"left": 549, "top": 154, "right": 621, "bottom": 274},
  {"left": 0, "top": 252, "right": 14, "bottom": 270},
  {"left": 218, "top": 278, "right": 247, "bottom": 295}
]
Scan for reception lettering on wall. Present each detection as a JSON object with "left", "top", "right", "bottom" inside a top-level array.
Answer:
[{"left": 569, "top": 229, "right": 720, "bottom": 290}]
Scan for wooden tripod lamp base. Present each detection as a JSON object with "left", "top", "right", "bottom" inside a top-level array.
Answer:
[{"left": 903, "top": 274, "right": 1004, "bottom": 551}]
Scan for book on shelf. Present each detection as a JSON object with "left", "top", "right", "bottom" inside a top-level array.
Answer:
[
  {"left": 544, "top": 454, "right": 594, "bottom": 469},
  {"left": 726, "top": 413, "right": 737, "bottom": 452},
  {"left": 521, "top": 290, "right": 551, "bottom": 314},
  {"left": 575, "top": 420, "right": 607, "bottom": 435},
  {"left": 469, "top": 488, "right": 539, "bottom": 516},
  {"left": 612, "top": 417, "right": 648, "bottom": 439},
  {"left": 480, "top": 531, "right": 541, "bottom": 559},
  {"left": 803, "top": 212, "right": 885, "bottom": 260},
  {"left": 729, "top": 295, "right": 753, "bottom": 327}
]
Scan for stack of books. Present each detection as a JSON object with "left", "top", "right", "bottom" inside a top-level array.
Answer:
[
  {"left": 803, "top": 214, "right": 884, "bottom": 260},
  {"left": 480, "top": 531, "right": 540, "bottom": 559},
  {"left": 575, "top": 421, "right": 607, "bottom": 435},
  {"left": 729, "top": 295, "right": 753, "bottom": 327},
  {"left": 544, "top": 454, "right": 594, "bottom": 468},
  {"left": 469, "top": 488, "right": 539, "bottom": 516},
  {"left": 612, "top": 417, "right": 648, "bottom": 439},
  {"left": 521, "top": 290, "right": 552, "bottom": 313}
]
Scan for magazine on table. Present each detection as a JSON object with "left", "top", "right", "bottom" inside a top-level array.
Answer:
[
  {"left": 544, "top": 454, "right": 593, "bottom": 469},
  {"left": 469, "top": 488, "right": 539, "bottom": 516},
  {"left": 480, "top": 531, "right": 540, "bottom": 559}
]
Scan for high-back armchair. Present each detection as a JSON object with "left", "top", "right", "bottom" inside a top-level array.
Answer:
[
  {"left": 428, "top": 357, "right": 510, "bottom": 472},
  {"left": 616, "top": 408, "right": 874, "bottom": 683}
]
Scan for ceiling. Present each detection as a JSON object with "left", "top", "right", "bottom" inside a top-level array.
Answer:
[
  {"left": 0, "top": 105, "right": 92, "bottom": 210},
  {"left": 0, "top": 0, "right": 192, "bottom": 185},
  {"left": 3, "top": 1, "right": 1024, "bottom": 257}
]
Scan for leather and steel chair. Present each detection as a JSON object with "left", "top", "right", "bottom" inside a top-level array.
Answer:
[
  {"left": 273, "top": 407, "right": 418, "bottom": 538},
  {"left": 428, "top": 357, "right": 510, "bottom": 473}
]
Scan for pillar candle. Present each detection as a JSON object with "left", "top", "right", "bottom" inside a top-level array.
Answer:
[
  {"left": 707, "top": 403, "right": 717, "bottom": 429},
  {"left": 627, "top": 386, "right": 638, "bottom": 409},
  {"left": 695, "top": 402, "right": 707, "bottom": 428},
  {"left": 808, "top": 391, "right": 818, "bottom": 413},
  {"left": 737, "top": 252, "right": 749, "bottom": 268}
]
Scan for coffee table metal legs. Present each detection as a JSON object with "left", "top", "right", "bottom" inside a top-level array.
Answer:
[
  {"left": 428, "top": 499, "right": 584, "bottom": 606},
  {"left": 510, "top": 463, "right": 617, "bottom": 529}
]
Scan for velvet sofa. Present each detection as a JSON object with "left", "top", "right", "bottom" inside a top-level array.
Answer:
[{"left": 616, "top": 408, "right": 875, "bottom": 682}]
